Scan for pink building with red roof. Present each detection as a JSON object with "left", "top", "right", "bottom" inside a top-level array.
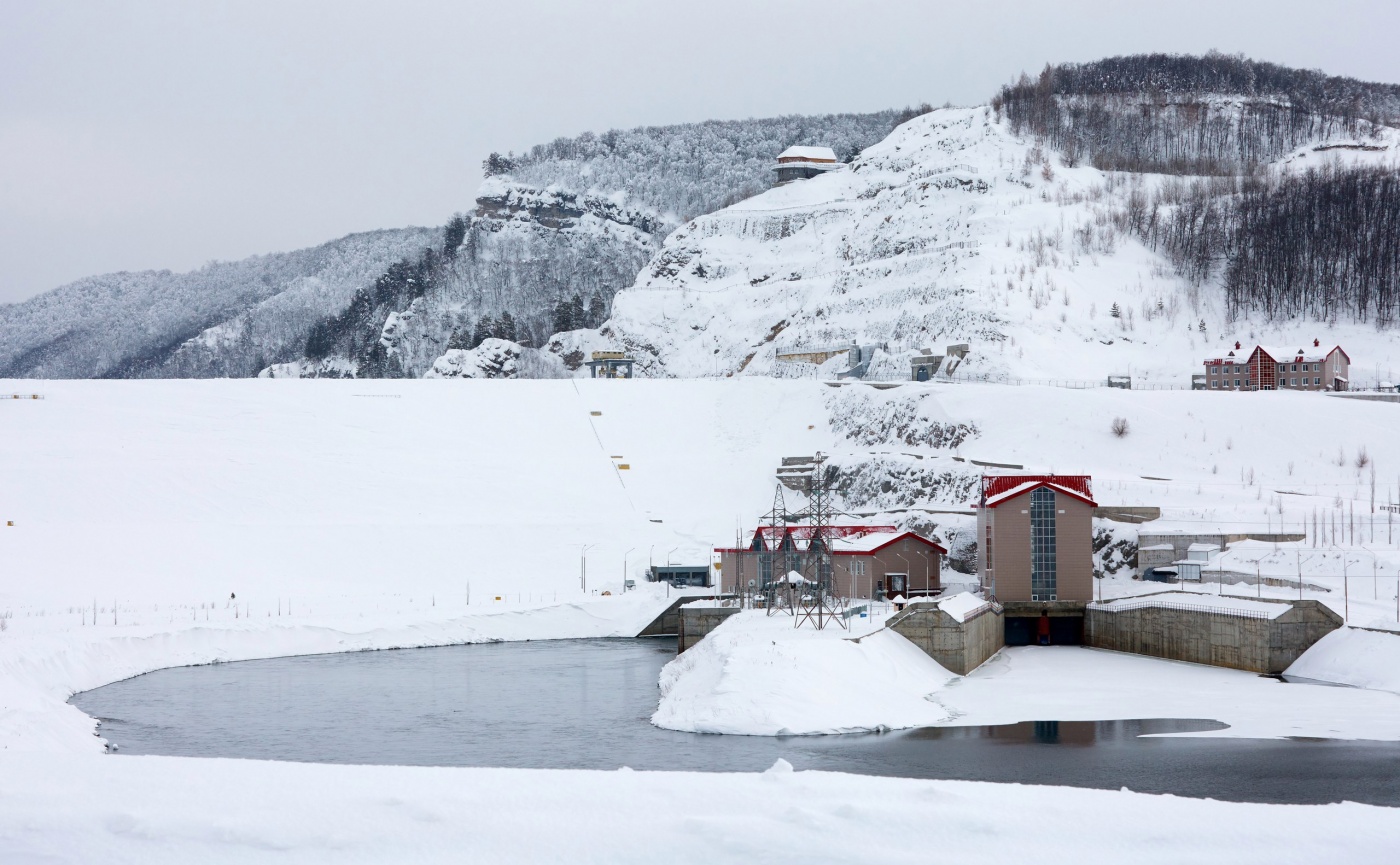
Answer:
[
  {"left": 1202, "top": 340, "right": 1350, "bottom": 391},
  {"left": 977, "top": 475, "right": 1097, "bottom": 605},
  {"left": 715, "top": 525, "right": 946, "bottom": 600}
]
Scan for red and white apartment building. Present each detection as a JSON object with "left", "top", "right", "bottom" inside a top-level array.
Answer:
[{"left": 1202, "top": 340, "right": 1350, "bottom": 391}]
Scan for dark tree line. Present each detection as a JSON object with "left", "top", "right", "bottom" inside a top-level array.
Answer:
[
  {"left": 303, "top": 220, "right": 465, "bottom": 376},
  {"left": 1223, "top": 165, "right": 1400, "bottom": 324},
  {"left": 995, "top": 53, "right": 1400, "bottom": 174},
  {"left": 1125, "top": 166, "right": 1400, "bottom": 325},
  {"left": 551, "top": 292, "right": 607, "bottom": 334}
]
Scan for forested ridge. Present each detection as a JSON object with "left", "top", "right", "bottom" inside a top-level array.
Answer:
[
  {"left": 996, "top": 53, "right": 1400, "bottom": 175},
  {"left": 994, "top": 53, "right": 1400, "bottom": 326},
  {"left": 293, "top": 109, "right": 913, "bottom": 377},
  {"left": 1126, "top": 165, "right": 1400, "bottom": 325}
]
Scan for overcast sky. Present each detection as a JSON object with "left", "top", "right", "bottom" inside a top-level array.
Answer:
[{"left": 3, "top": 0, "right": 1398, "bottom": 304}]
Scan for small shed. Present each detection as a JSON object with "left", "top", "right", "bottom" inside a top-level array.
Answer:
[
  {"left": 650, "top": 565, "right": 712, "bottom": 588},
  {"left": 585, "top": 350, "right": 635, "bottom": 379}
]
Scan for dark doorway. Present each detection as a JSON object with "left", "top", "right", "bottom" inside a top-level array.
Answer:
[
  {"left": 1004, "top": 616, "right": 1083, "bottom": 646},
  {"left": 1049, "top": 616, "right": 1084, "bottom": 645},
  {"left": 1005, "top": 617, "right": 1035, "bottom": 646}
]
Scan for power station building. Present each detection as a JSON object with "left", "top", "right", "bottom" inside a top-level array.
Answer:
[
  {"left": 977, "top": 475, "right": 1097, "bottom": 604},
  {"left": 716, "top": 525, "right": 946, "bottom": 600}
]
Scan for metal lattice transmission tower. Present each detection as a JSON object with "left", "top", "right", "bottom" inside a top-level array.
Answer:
[
  {"left": 796, "top": 452, "right": 847, "bottom": 630},
  {"left": 760, "top": 484, "right": 795, "bottom": 616}
]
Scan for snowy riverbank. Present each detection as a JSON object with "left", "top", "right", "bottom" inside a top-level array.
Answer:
[
  {"left": 652, "top": 608, "right": 1400, "bottom": 739},
  {"left": 0, "top": 589, "right": 682, "bottom": 753}
]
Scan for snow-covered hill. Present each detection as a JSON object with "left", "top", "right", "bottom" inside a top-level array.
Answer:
[
  {"left": 291, "top": 112, "right": 908, "bottom": 379},
  {"left": 594, "top": 106, "right": 1400, "bottom": 384},
  {"left": 0, "top": 228, "right": 437, "bottom": 379}
]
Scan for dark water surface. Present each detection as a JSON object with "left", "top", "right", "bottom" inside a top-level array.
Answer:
[{"left": 72, "top": 638, "right": 1400, "bottom": 805}]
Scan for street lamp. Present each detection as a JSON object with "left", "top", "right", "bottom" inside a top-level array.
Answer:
[
  {"left": 622, "top": 547, "right": 636, "bottom": 593},
  {"left": 912, "top": 549, "right": 932, "bottom": 596},
  {"left": 580, "top": 544, "right": 595, "bottom": 594}
]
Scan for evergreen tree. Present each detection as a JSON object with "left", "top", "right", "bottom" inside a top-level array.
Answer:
[
  {"left": 587, "top": 292, "right": 607, "bottom": 327},
  {"left": 568, "top": 294, "right": 586, "bottom": 331},
  {"left": 442, "top": 216, "right": 468, "bottom": 260}
]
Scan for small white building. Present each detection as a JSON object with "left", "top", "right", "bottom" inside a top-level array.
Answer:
[{"left": 773, "top": 146, "right": 840, "bottom": 184}]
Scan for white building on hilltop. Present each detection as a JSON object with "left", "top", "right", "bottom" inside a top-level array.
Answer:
[{"left": 772, "top": 146, "right": 840, "bottom": 184}]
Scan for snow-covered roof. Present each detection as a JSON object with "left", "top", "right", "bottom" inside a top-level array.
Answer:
[
  {"left": 981, "top": 475, "right": 1097, "bottom": 509},
  {"left": 1140, "top": 544, "right": 1176, "bottom": 551},
  {"left": 777, "top": 146, "right": 837, "bottom": 162},
  {"left": 1255, "top": 345, "right": 1326, "bottom": 364},
  {"left": 1187, "top": 543, "right": 1220, "bottom": 552},
  {"left": 936, "top": 591, "right": 989, "bottom": 623},
  {"left": 1088, "top": 591, "right": 1291, "bottom": 620},
  {"left": 1205, "top": 344, "right": 1348, "bottom": 365},
  {"left": 830, "top": 531, "right": 947, "bottom": 555}
]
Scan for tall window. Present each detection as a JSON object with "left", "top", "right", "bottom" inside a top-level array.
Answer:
[
  {"left": 1030, "top": 487, "right": 1057, "bottom": 600},
  {"left": 984, "top": 524, "right": 994, "bottom": 572}
]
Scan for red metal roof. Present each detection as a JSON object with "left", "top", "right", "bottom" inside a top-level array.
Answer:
[
  {"left": 714, "top": 525, "right": 945, "bottom": 555},
  {"left": 980, "top": 474, "right": 1096, "bottom": 509}
]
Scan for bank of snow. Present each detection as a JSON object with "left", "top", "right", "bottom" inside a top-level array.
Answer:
[
  {"left": 1285, "top": 627, "right": 1400, "bottom": 694},
  {"left": 0, "top": 588, "right": 683, "bottom": 754},
  {"left": 652, "top": 610, "right": 955, "bottom": 735},
  {"left": 653, "top": 605, "right": 1400, "bottom": 740}
]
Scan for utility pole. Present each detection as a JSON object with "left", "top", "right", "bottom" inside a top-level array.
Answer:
[
  {"left": 622, "top": 548, "right": 635, "bottom": 593},
  {"left": 581, "top": 544, "right": 595, "bottom": 594}
]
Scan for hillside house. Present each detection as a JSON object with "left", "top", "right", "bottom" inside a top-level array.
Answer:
[
  {"left": 772, "top": 146, "right": 840, "bottom": 184},
  {"left": 976, "top": 475, "right": 1096, "bottom": 604},
  {"left": 1202, "top": 340, "right": 1350, "bottom": 391},
  {"left": 716, "top": 525, "right": 946, "bottom": 600}
]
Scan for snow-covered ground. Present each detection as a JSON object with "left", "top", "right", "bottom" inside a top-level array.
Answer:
[
  {"left": 8, "top": 751, "right": 1400, "bottom": 864},
  {"left": 654, "top": 608, "right": 955, "bottom": 735},
  {"left": 653, "top": 609, "right": 1400, "bottom": 739},
  {"left": 5, "top": 377, "right": 1400, "bottom": 860}
]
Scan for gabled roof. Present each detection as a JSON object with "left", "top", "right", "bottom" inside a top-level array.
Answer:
[
  {"left": 830, "top": 531, "right": 947, "bottom": 556},
  {"left": 980, "top": 474, "right": 1096, "bottom": 509},
  {"left": 713, "top": 526, "right": 946, "bottom": 556},
  {"left": 1253, "top": 345, "right": 1327, "bottom": 364},
  {"left": 1206, "top": 343, "right": 1348, "bottom": 366},
  {"left": 777, "top": 145, "right": 837, "bottom": 162}
]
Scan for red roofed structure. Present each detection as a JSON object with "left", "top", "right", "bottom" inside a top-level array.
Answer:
[
  {"left": 980, "top": 475, "right": 1096, "bottom": 509},
  {"left": 1202, "top": 340, "right": 1350, "bottom": 391},
  {"left": 978, "top": 474, "right": 1096, "bottom": 611},
  {"left": 715, "top": 525, "right": 946, "bottom": 600}
]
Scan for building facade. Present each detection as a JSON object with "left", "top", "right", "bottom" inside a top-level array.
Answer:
[
  {"left": 772, "top": 146, "right": 840, "bottom": 184},
  {"left": 977, "top": 475, "right": 1096, "bottom": 603},
  {"left": 1202, "top": 341, "right": 1350, "bottom": 391},
  {"left": 584, "top": 351, "right": 635, "bottom": 378},
  {"left": 716, "top": 525, "right": 945, "bottom": 600}
]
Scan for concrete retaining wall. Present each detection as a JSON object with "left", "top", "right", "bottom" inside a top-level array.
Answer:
[
  {"left": 637, "top": 594, "right": 726, "bottom": 638},
  {"left": 888, "top": 602, "right": 1004, "bottom": 675},
  {"left": 677, "top": 605, "right": 741, "bottom": 653},
  {"left": 1085, "top": 596, "right": 1341, "bottom": 673}
]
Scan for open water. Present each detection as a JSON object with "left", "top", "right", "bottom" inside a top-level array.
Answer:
[{"left": 71, "top": 637, "right": 1400, "bottom": 805}]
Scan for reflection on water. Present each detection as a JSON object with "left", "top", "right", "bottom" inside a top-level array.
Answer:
[{"left": 71, "top": 638, "right": 1400, "bottom": 806}]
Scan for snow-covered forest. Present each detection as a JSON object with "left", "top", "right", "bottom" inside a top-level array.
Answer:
[
  {"left": 0, "top": 228, "right": 436, "bottom": 379},
  {"left": 288, "top": 110, "right": 912, "bottom": 378}
]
